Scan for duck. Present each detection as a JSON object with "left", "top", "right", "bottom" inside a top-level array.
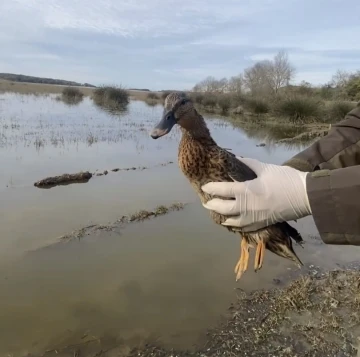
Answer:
[{"left": 150, "top": 92, "right": 303, "bottom": 281}]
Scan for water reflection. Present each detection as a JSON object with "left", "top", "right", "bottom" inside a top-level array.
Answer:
[{"left": 55, "top": 95, "right": 84, "bottom": 106}]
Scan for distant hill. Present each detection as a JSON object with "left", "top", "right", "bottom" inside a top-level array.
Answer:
[
  {"left": 0, "top": 73, "right": 96, "bottom": 88},
  {"left": 129, "top": 88, "right": 150, "bottom": 92}
]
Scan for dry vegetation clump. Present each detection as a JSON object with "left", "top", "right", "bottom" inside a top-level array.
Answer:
[
  {"left": 147, "top": 92, "right": 160, "bottom": 100},
  {"left": 216, "top": 93, "right": 232, "bottom": 114},
  {"left": 93, "top": 85, "right": 129, "bottom": 110},
  {"left": 189, "top": 91, "right": 205, "bottom": 105},
  {"left": 274, "top": 96, "right": 322, "bottom": 123},
  {"left": 62, "top": 86, "right": 84, "bottom": 100},
  {"left": 202, "top": 94, "right": 217, "bottom": 111},
  {"left": 59, "top": 86, "right": 84, "bottom": 105},
  {"left": 243, "top": 97, "right": 270, "bottom": 114},
  {"left": 325, "top": 101, "right": 357, "bottom": 123}
]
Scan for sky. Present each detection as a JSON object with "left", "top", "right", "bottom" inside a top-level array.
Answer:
[{"left": 0, "top": 0, "right": 359, "bottom": 90}]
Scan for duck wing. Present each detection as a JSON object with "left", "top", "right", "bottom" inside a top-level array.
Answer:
[{"left": 215, "top": 146, "right": 257, "bottom": 182}]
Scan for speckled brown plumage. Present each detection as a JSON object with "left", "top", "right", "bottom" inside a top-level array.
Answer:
[{"left": 151, "top": 92, "right": 304, "bottom": 280}]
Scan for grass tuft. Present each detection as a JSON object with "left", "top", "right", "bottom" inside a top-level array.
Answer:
[
  {"left": 59, "top": 87, "right": 84, "bottom": 105},
  {"left": 244, "top": 98, "right": 270, "bottom": 114},
  {"left": 275, "top": 96, "right": 321, "bottom": 123},
  {"left": 325, "top": 101, "right": 356, "bottom": 123},
  {"left": 93, "top": 85, "right": 129, "bottom": 110}
]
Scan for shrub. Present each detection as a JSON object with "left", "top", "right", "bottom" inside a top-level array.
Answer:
[
  {"left": 326, "top": 101, "right": 356, "bottom": 123},
  {"left": 345, "top": 77, "right": 360, "bottom": 101},
  {"left": 202, "top": 94, "right": 217, "bottom": 110},
  {"left": 147, "top": 92, "right": 159, "bottom": 100},
  {"left": 217, "top": 94, "right": 232, "bottom": 113},
  {"left": 229, "top": 94, "right": 246, "bottom": 108},
  {"left": 275, "top": 96, "right": 321, "bottom": 123},
  {"left": 190, "top": 92, "right": 205, "bottom": 105},
  {"left": 93, "top": 85, "right": 129, "bottom": 109},
  {"left": 62, "top": 86, "right": 84, "bottom": 100},
  {"left": 244, "top": 98, "right": 270, "bottom": 114}
]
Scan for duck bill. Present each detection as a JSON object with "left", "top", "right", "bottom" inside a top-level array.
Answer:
[{"left": 150, "top": 110, "right": 176, "bottom": 139}]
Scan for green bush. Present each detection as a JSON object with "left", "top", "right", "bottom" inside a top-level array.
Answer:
[
  {"left": 147, "top": 92, "right": 159, "bottom": 100},
  {"left": 93, "top": 85, "right": 129, "bottom": 109},
  {"left": 244, "top": 98, "right": 270, "bottom": 114},
  {"left": 326, "top": 101, "right": 356, "bottom": 123},
  {"left": 275, "top": 96, "right": 321, "bottom": 123}
]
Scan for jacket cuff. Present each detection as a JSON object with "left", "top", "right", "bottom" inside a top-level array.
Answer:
[{"left": 306, "top": 169, "right": 359, "bottom": 245}]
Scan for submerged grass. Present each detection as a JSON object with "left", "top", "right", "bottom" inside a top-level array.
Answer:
[
  {"left": 128, "top": 203, "right": 185, "bottom": 221},
  {"left": 58, "top": 202, "right": 186, "bottom": 242}
]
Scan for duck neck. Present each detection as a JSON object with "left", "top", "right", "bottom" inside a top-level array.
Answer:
[{"left": 180, "top": 110, "right": 215, "bottom": 144}]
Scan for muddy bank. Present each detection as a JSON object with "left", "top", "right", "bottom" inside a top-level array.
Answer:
[
  {"left": 33, "top": 161, "right": 174, "bottom": 188},
  {"left": 26, "top": 269, "right": 359, "bottom": 357},
  {"left": 275, "top": 128, "right": 330, "bottom": 144},
  {"left": 34, "top": 172, "right": 93, "bottom": 188}
]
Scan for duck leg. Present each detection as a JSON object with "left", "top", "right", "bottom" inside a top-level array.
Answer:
[
  {"left": 234, "top": 237, "right": 249, "bottom": 281},
  {"left": 254, "top": 239, "right": 266, "bottom": 272}
]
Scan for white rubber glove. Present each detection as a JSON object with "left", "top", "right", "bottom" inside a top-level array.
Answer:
[{"left": 201, "top": 157, "right": 312, "bottom": 232}]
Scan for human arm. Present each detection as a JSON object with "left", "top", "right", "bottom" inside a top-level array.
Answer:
[
  {"left": 202, "top": 158, "right": 360, "bottom": 246},
  {"left": 283, "top": 104, "right": 360, "bottom": 172},
  {"left": 283, "top": 103, "right": 360, "bottom": 244},
  {"left": 306, "top": 165, "right": 360, "bottom": 245},
  {"left": 202, "top": 105, "right": 360, "bottom": 245}
]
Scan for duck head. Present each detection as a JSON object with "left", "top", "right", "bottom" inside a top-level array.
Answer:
[{"left": 150, "top": 92, "right": 194, "bottom": 139}]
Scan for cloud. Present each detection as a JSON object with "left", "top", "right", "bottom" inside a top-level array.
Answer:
[
  {"left": 0, "top": 0, "right": 359, "bottom": 89},
  {"left": 8, "top": 0, "right": 277, "bottom": 37}
]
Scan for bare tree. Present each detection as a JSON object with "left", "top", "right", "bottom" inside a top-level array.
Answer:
[
  {"left": 243, "top": 61, "right": 271, "bottom": 96},
  {"left": 243, "top": 51, "right": 295, "bottom": 96},
  {"left": 227, "top": 74, "right": 243, "bottom": 94},
  {"left": 193, "top": 76, "right": 228, "bottom": 93},
  {"left": 265, "top": 50, "right": 295, "bottom": 95},
  {"left": 193, "top": 51, "right": 294, "bottom": 97},
  {"left": 331, "top": 69, "right": 351, "bottom": 88}
]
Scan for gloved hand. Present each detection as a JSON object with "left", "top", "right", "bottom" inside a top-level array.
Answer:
[{"left": 201, "top": 157, "right": 312, "bottom": 232}]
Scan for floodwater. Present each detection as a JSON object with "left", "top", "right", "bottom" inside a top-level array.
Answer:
[{"left": 0, "top": 93, "right": 358, "bottom": 356}]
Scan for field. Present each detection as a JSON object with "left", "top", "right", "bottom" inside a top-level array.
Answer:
[{"left": 0, "top": 82, "right": 359, "bottom": 357}]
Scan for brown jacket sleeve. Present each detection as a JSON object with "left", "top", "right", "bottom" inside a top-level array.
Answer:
[{"left": 283, "top": 105, "right": 360, "bottom": 245}]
